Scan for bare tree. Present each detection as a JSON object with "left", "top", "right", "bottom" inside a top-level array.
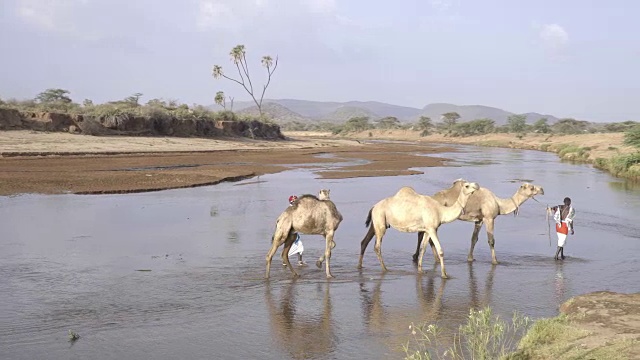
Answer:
[{"left": 212, "top": 45, "right": 278, "bottom": 117}]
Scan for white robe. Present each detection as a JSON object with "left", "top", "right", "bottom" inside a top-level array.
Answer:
[
  {"left": 288, "top": 234, "right": 304, "bottom": 256},
  {"left": 554, "top": 206, "right": 575, "bottom": 247}
]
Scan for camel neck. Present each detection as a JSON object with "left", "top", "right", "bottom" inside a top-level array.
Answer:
[
  {"left": 497, "top": 191, "right": 529, "bottom": 215},
  {"left": 441, "top": 192, "right": 468, "bottom": 223}
]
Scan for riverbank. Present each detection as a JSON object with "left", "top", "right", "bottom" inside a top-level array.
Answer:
[
  {"left": 510, "top": 291, "right": 639, "bottom": 359},
  {"left": 287, "top": 130, "right": 640, "bottom": 181},
  {"left": 0, "top": 131, "right": 453, "bottom": 195}
]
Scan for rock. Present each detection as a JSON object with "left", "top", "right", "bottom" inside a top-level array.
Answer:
[
  {"left": 0, "top": 108, "right": 284, "bottom": 140},
  {"left": 0, "top": 108, "right": 24, "bottom": 129},
  {"left": 21, "top": 112, "right": 75, "bottom": 131}
]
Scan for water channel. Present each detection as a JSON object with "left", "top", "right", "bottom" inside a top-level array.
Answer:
[{"left": 1, "top": 144, "right": 638, "bottom": 359}]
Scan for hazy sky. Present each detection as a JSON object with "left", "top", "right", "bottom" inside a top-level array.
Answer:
[{"left": 1, "top": 0, "right": 638, "bottom": 121}]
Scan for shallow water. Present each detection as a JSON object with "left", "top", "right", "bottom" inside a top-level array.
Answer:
[{"left": 1, "top": 144, "right": 639, "bottom": 360}]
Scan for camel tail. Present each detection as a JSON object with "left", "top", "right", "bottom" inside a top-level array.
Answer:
[{"left": 365, "top": 208, "right": 373, "bottom": 228}]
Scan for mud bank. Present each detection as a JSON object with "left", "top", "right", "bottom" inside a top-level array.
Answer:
[
  {"left": 510, "top": 291, "right": 639, "bottom": 359},
  {"left": 0, "top": 134, "right": 453, "bottom": 195}
]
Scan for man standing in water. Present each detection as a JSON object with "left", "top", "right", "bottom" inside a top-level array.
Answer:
[
  {"left": 549, "top": 197, "right": 576, "bottom": 260},
  {"left": 283, "top": 195, "right": 305, "bottom": 266}
]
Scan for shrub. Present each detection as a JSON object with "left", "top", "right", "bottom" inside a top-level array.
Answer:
[
  {"left": 623, "top": 125, "right": 640, "bottom": 148},
  {"left": 403, "top": 307, "right": 531, "bottom": 360}
]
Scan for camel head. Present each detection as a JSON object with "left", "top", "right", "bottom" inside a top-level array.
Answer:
[
  {"left": 518, "top": 183, "right": 544, "bottom": 198},
  {"left": 318, "top": 189, "right": 330, "bottom": 200},
  {"left": 461, "top": 181, "right": 480, "bottom": 196}
]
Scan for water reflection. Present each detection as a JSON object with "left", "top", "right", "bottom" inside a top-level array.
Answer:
[
  {"left": 608, "top": 180, "right": 640, "bottom": 192},
  {"left": 468, "top": 263, "right": 496, "bottom": 310},
  {"left": 265, "top": 280, "right": 336, "bottom": 359},
  {"left": 553, "top": 262, "right": 568, "bottom": 304}
]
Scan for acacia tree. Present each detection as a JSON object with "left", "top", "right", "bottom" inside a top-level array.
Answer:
[
  {"left": 343, "top": 116, "right": 371, "bottom": 132},
  {"left": 507, "top": 114, "right": 527, "bottom": 134},
  {"left": 35, "top": 88, "right": 72, "bottom": 104},
  {"left": 376, "top": 116, "right": 401, "bottom": 129},
  {"left": 417, "top": 116, "right": 433, "bottom": 136},
  {"left": 442, "top": 112, "right": 460, "bottom": 131},
  {"left": 532, "top": 118, "right": 550, "bottom": 133},
  {"left": 124, "top": 93, "right": 143, "bottom": 106},
  {"left": 212, "top": 45, "right": 278, "bottom": 117}
]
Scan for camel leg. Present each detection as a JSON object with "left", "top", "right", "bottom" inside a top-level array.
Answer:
[
  {"left": 373, "top": 225, "right": 388, "bottom": 272},
  {"left": 281, "top": 232, "right": 299, "bottom": 277},
  {"left": 416, "top": 232, "right": 430, "bottom": 273},
  {"left": 265, "top": 233, "right": 287, "bottom": 279},
  {"left": 415, "top": 236, "right": 439, "bottom": 267},
  {"left": 429, "top": 238, "right": 438, "bottom": 264},
  {"left": 324, "top": 231, "right": 336, "bottom": 278},
  {"left": 412, "top": 232, "right": 423, "bottom": 263},
  {"left": 427, "top": 230, "right": 448, "bottom": 279},
  {"left": 358, "top": 225, "right": 376, "bottom": 269},
  {"left": 467, "top": 221, "right": 483, "bottom": 262},
  {"left": 485, "top": 219, "right": 499, "bottom": 265},
  {"left": 316, "top": 239, "right": 336, "bottom": 269}
]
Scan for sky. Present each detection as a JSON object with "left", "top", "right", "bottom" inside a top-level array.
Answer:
[{"left": 0, "top": 0, "right": 638, "bottom": 122}]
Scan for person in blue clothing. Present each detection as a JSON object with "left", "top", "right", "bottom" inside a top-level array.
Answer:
[{"left": 283, "top": 195, "right": 305, "bottom": 266}]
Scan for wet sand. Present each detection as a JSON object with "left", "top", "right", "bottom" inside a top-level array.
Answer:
[{"left": 0, "top": 131, "right": 454, "bottom": 195}]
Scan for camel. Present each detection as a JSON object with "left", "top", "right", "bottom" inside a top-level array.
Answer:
[
  {"left": 357, "top": 181, "right": 480, "bottom": 278},
  {"left": 411, "top": 180, "right": 545, "bottom": 265},
  {"left": 318, "top": 189, "right": 330, "bottom": 200},
  {"left": 265, "top": 192, "right": 343, "bottom": 279}
]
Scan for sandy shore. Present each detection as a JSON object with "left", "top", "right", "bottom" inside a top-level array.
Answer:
[{"left": 0, "top": 131, "right": 453, "bottom": 195}]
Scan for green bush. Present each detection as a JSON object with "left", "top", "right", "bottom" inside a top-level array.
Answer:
[
  {"left": 624, "top": 125, "right": 640, "bottom": 148},
  {"left": 403, "top": 307, "right": 531, "bottom": 360},
  {"left": 593, "top": 152, "right": 640, "bottom": 178}
]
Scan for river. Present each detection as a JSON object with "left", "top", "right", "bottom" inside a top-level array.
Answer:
[{"left": 1, "top": 144, "right": 638, "bottom": 359}]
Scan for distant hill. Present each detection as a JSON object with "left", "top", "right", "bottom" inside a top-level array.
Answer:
[
  {"left": 229, "top": 99, "right": 421, "bottom": 121},
  {"left": 420, "top": 104, "right": 559, "bottom": 126},
  {"left": 521, "top": 112, "right": 560, "bottom": 124},
  {"left": 320, "top": 106, "right": 380, "bottom": 122},
  {"left": 236, "top": 103, "right": 312, "bottom": 123},
  {"left": 215, "top": 99, "right": 565, "bottom": 125}
]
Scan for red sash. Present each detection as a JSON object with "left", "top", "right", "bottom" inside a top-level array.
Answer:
[{"left": 556, "top": 222, "right": 569, "bottom": 235}]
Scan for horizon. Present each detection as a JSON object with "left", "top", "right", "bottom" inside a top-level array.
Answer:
[{"left": 1, "top": 0, "right": 638, "bottom": 122}]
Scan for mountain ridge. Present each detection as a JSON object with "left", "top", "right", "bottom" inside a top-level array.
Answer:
[{"left": 215, "top": 99, "right": 568, "bottom": 125}]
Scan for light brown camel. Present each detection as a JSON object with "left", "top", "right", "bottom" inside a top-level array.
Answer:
[
  {"left": 265, "top": 193, "right": 343, "bottom": 279},
  {"left": 412, "top": 179, "right": 545, "bottom": 265},
  {"left": 357, "top": 181, "right": 480, "bottom": 278}
]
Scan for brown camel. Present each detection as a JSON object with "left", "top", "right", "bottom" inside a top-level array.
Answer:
[
  {"left": 358, "top": 181, "right": 480, "bottom": 278},
  {"left": 265, "top": 193, "right": 343, "bottom": 279},
  {"left": 412, "top": 180, "right": 544, "bottom": 265}
]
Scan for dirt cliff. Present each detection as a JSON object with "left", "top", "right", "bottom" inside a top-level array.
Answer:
[{"left": 0, "top": 108, "right": 284, "bottom": 140}]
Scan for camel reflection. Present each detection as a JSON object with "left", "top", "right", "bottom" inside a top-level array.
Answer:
[
  {"left": 359, "top": 266, "right": 447, "bottom": 336},
  {"left": 265, "top": 280, "right": 336, "bottom": 359},
  {"left": 359, "top": 263, "right": 497, "bottom": 339},
  {"left": 468, "top": 263, "right": 496, "bottom": 310}
]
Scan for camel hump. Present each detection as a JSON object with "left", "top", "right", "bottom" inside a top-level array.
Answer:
[
  {"left": 395, "top": 186, "right": 419, "bottom": 197},
  {"left": 298, "top": 194, "right": 320, "bottom": 201}
]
